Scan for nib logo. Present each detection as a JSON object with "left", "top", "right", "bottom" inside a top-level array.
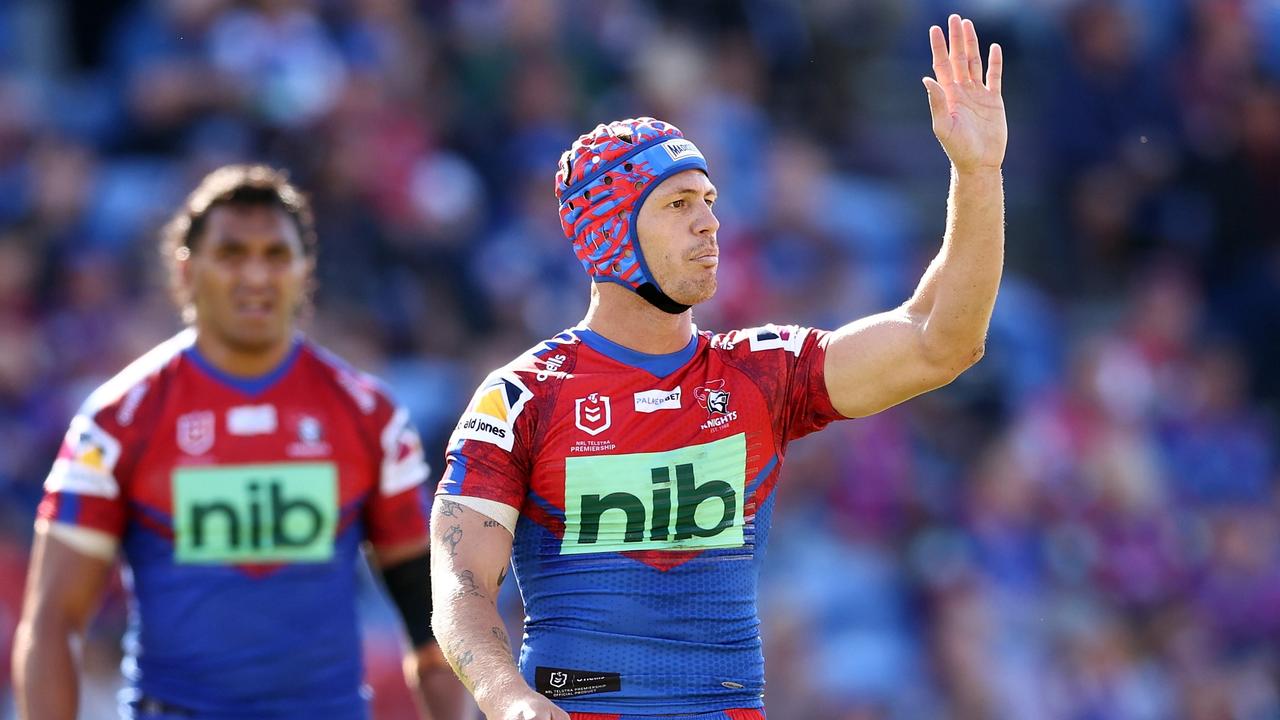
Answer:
[{"left": 574, "top": 393, "right": 611, "bottom": 436}]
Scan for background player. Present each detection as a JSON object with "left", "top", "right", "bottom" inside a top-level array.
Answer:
[
  {"left": 431, "top": 15, "right": 1004, "bottom": 720},
  {"left": 12, "top": 165, "right": 469, "bottom": 719}
]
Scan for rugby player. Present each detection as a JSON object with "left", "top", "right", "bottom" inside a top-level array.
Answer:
[
  {"left": 432, "top": 16, "right": 1005, "bottom": 720},
  {"left": 13, "top": 165, "right": 469, "bottom": 719}
]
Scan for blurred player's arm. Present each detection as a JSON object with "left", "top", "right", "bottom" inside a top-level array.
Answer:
[
  {"left": 430, "top": 498, "right": 568, "bottom": 720},
  {"left": 824, "top": 14, "right": 1006, "bottom": 419},
  {"left": 372, "top": 538, "right": 472, "bottom": 720},
  {"left": 13, "top": 522, "right": 116, "bottom": 720}
]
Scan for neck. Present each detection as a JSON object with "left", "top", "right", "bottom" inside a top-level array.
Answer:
[
  {"left": 193, "top": 328, "right": 296, "bottom": 377},
  {"left": 583, "top": 283, "right": 694, "bottom": 354}
]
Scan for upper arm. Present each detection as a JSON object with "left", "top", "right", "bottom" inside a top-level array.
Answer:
[
  {"left": 823, "top": 307, "right": 966, "bottom": 418},
  {"left": 19, "top": 526, "right": 115, "bottom": 634},
  {"left": 430, "top": 498, "right": 515, "bottom": 599}
]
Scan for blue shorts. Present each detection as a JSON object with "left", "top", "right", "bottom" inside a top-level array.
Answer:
[{"left": 570, "top": 710, "right": 765, "bottom": 720}]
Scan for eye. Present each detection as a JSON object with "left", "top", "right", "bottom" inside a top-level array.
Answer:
[
  {"left": 705, "top": 197, "right": 716, "bottom": 208},
  {"left": 669, "top": 199, "right": 687, "bottom": 209}
]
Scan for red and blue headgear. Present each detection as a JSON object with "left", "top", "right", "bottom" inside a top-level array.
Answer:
[{"left": 555, "top": 117, "right": 709, "bottom": 314}]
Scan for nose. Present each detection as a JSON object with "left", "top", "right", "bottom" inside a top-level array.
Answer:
[
  {"left": 695, "top": 201, "right": 720, "bottom": 237},
  {"left": 240, "top": 255, "right": 272, "bottom": 287}
]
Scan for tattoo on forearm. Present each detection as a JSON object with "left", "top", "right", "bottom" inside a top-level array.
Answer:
[
  {"left": 483, "top": 519, "right": 499, "bottom": 527},
  {"left": 439, "top": 499, "right": 464, "bottom": 517},
  {"left": 442, "top": 525, "right": 463, "bottom": 557},
  {"left": 491, "top": 625, "right": 512, "bottom": 658},
  {"left": 445, "top": 640, "right": 475, "bottom": 690}
]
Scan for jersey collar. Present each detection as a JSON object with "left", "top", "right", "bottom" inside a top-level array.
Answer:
[
  {"left": 185, "top": 336, "right": 303, "bottom": 396},
  {"left": 575, "top": 326, "right": 698, "bottom": 379}
]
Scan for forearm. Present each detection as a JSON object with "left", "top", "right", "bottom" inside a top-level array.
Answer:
[
  {"left": 908, "top": 166, "right": 1004, "bottom": 369},
  {"left": 432, "top": 570, "right": 524, "bottom": 711},
  {"left": 13, "top": 619, "right": 80, "bottom": 720},
  {"left": 408, "top": 641, "right": 472, "bottom": 720}
]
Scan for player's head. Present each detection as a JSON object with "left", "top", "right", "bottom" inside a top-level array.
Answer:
[
  {"left": 555, "top": 117, "right": 719, "bottom": 312},
  {"left": 162, "top": 164, "right": 317, "bottom": 353}
]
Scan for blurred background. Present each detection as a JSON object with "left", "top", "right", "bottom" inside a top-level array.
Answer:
[{"left": 0, "top": 0, "right": 1278, "bottom": 718}]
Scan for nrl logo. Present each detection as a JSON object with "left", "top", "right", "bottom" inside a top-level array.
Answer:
[
  {"left": 574, "top": 393, "right": 611, "bottom": 436},
  {"left": 549, "top": 671, "right": 568, "bottom": 688},
  {"left": 176, "top": 410, "right": 215, "bottom": 456},
  {"left": 694, "top": 380, "right": 731, "bottom": 416}
]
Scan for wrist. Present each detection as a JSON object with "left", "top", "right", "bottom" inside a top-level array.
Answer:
[
  {"left": 951, "top": 163, "right": 1003, "bottom": 179},
  {"left": 474, "top": 673, "right": 533, "bottom": 714}
]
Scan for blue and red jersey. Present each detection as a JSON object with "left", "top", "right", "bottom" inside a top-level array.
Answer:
[
  {"left": 37, "top": 329, "right": 431, "bottom": 719},
  {"left": 437, "top": 325, "right": 846, "bottom": 714}
]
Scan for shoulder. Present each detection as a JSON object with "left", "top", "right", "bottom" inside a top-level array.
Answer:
[
  {"left": 708, "top": 324, "right": 815, "bottom": 358},
  {"left": 450, "top": 329, "right": 585, "bottom": 451},
  {"left": 79, "top": 330, "right": 192, "bottom": 427},
  {"left": 300, "top": 340, "right": 400, "bottom": 419},
  {"left": 481, "top": 327, "right": 586, "bottom": 389}
]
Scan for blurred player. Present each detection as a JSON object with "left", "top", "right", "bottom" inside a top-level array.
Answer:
[
  {"left": 430, "top": 15, "right": 1006, "bottom": 720},
  {"left": 12, "top": 165, "right": 469, "bottom": 719}
]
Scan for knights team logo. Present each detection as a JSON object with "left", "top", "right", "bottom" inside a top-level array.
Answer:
[
  {"left": 694, "top": 380, "right": 731, "bottom": 416},
  {"left": 176, "top": 410, "right": 216, "bottom": 456},
  {"left": 574, "top": 393, "right": 611, "bottom": 436}
]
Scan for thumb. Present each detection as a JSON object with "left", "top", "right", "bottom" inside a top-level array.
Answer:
[{"left": 922, "top": 77, "right": 948, "bottom": 124}]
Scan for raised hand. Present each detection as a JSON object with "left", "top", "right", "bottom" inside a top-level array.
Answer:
[{"left": 923, "top": 14, "right": 1007, "bottom": 173}]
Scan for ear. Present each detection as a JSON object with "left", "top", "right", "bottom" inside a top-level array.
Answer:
[{"left": 174, "top": 246, "right": 196, "bottom": 321}]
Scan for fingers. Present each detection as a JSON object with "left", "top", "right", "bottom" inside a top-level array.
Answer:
[
  {"left": 929, "top": 24, "right": 953, "bottom": 85},
  {"left": 963, "top": 18, "right": 983, "bottom": 83},
  {"left": 922, "top": 76, "right": 948, "bottom": 124},
  {"left": 986, "top": 42, "right": 1003, "bottom": 94},
  {"left": 932, "top": 14, "right": 997, "bottom": 87},
  {"left": 947, "top": 14, "right": 966, "bottom": 85}
]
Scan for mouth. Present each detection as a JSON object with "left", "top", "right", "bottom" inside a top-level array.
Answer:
[
  {"left": 690, "top": 248, "right": 719, "bottom": 268},
  {"left": 234, "top": 299, "right": 277, "bottom": 320}
]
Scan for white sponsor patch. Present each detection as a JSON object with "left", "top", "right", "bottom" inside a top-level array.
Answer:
[
  {"left": 746, "top": 325, "right": 808, "bottom": 356},
  {"left": 227, "top": 404, "right": 277, "bottom": 436},
  {"left": 380, "top": 407, "right": 429, "bottom": 495},
  {"left": 450, "top": 372, "right": 533, "bottom": 452},
  {"left": 662, "top": 139, "right": 704, "bottom": 163},
  {"left": 44, "top": 415, "right": 122, "bottom": 499},
  {"left": 634, "top": 387, "right": 682, "bottom": 413}
]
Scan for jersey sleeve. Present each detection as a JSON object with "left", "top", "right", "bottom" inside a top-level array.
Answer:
[
  {"left": 36, "top": 412, "right": 129, "bottom": 539},
  {"left": 715, "top": 324, "right": 847, "bottom": 444},
  {"left": 435, "top": 369, "right": 538, "bottom": 516},
  {"left": 363, "top": 406, "right": 432, "bottom": 547}
]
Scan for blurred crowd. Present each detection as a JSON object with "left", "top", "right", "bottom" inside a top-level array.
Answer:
[{"left": 0, "top": 0, "right": 1278, "bottom": 718}]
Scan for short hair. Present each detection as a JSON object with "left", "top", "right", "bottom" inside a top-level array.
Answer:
[{"left": 161, "top": 164, "right": 317, "bottom": 318}]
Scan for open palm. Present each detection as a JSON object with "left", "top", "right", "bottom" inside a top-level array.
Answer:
[{"left": 924, "top": 15, "right": 1007, "bottom": 172}]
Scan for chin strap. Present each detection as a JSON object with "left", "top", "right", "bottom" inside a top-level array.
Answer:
[{"left": 636, "top": 282, "right": 691, "bottom": 315}]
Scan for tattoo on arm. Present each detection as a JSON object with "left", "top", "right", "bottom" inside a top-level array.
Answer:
[
  {"left": 457, "top": 570, "right": 487, "bottom": 599},
  {"left": 491, "top": 625, "right": 512, "bottom": 658},
  {"left": 439, "top": 499, "right": 464, "bottom": 517},
  {"left": 446, "top": 639, "right": 475, "bottom": 690},
  {"left": 483, "top": 519, "right": 499, "bottom": 527},
  {"left": 442, "top": 525, "right": 463, "bottom": 557}
]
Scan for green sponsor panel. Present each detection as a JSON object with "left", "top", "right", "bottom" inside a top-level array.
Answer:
[
  {"left": 173, "top": 463, "right": 337, "bottom": 564},
  {"left": 562, "top": 433, "right": 747, "bottom": 555}
]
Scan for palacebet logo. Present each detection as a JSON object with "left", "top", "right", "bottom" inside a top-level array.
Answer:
[
  {"left": 172, "top": 463, "right": 337, "bottom": 564},
  {"left": 561, "top": 433, "right": 747, "bottom": 555}
]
